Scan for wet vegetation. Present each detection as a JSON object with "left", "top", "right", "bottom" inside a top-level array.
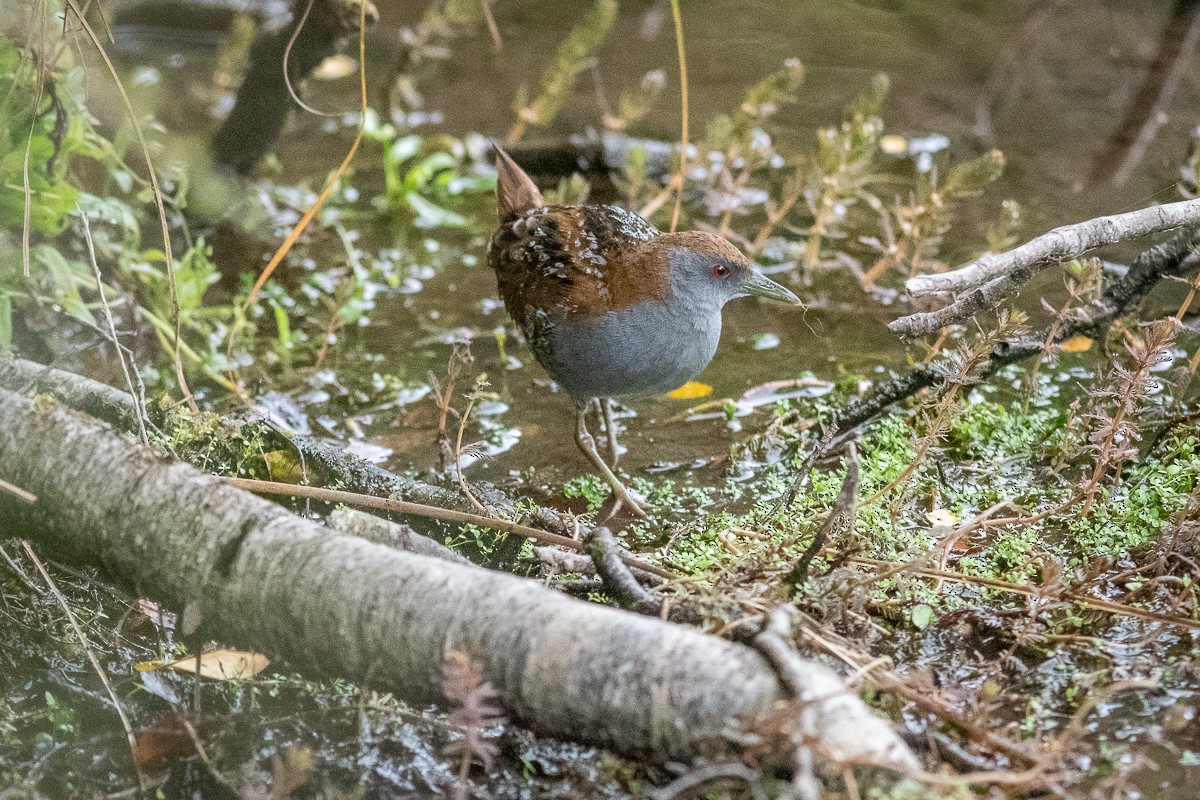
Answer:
[{"left": 2, "top": 0, "right": 1200, "bottom": 798}]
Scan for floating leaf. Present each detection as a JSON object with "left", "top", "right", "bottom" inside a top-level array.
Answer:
[
  {"left": 911, "top": 604, "right": 936, "bottom": 630},
  {"left": 138, "top": 649, "right": 270, "bottom": 681},
  {"left": 1060, "top": 335, "right": 1094, "bottom": 353},
  {"left": 667, "top": 381, "right": 713, "bottom": 400},
  {"left": 927, "top": 508, "right": 959, "bottom": 527},
  {"left": 405, "top": 192, "right": 468, "bottom": 228}
]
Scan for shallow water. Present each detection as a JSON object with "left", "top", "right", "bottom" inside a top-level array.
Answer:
[
  {"left": 103, "top": 0, "right": 1200, "bottom": 493},
  {"left": 314, "top": 0, "right": 1200, "bottom": 501}
]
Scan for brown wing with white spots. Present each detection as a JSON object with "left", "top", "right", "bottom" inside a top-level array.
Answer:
[{"left": 488, "top": 204, "right": 665, "bottom": 334}]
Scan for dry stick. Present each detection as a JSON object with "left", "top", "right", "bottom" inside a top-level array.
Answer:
[
  {"left": 584, "top": 527, "right": 659, "bottom": 615},
  {"left": 893, "top": 198, "right": 1200, "bottom": 337},
  {"left": 0, "top": 477, "right": 37, "bottom": 504},
  {"left": 172, "top": 710, "right": 241, "bottom": 795},
  {"left": 221, "top": 477, "right": 674, "bottom": 580},
  {"left": 283, "top": 0, "right": 339, "bottom": 118},
  {"left": 1096, "top": 2, "right": 1200, "bottom": 188},
  {"left": 63, "top": 0, "right": 195, "bottom": 412},
  {"left": 667, "top": 0, "right": 688, "bottom": 233},
  {"left": 847, "top": 555, "right": 1200, "bottom": 632},
  {"left": 907, "top": 197, "right": 1200, "bottom": 295},
  {"left": 453, "top": 393, "right": 489, "bottom": 515},
  {"left": 785, "top": 443, "right": 858, "bottom": 588},
  {"left": 806, "top": 225, "right": 1200, "bottom": 473},
  {"left": 481, "top": 0, "right": 503, "bottom": 51},
  {"left": 532, "top": 546, "right": 662, "bottom": 585},
  {"left": 891, "top": 270, "right": 1027, "bottom": 338},
  {"left": 20, "top": 541, "right": 148, "bottom": 795}
]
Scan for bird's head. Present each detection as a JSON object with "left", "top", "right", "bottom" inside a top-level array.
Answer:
[{"left": 649, "top": 231, "right": 801, "bottom": 312}]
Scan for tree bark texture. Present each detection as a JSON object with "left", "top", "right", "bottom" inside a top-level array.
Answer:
[{"left": 0, "top": 388, "right": 913, "bottom": 769}]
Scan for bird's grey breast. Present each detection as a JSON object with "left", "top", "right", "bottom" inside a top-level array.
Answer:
[{"left": 532, "top": 298, "right": 722, "bottom": 400}]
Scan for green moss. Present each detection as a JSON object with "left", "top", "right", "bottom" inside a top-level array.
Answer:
[
  {"left": 1066, "top": 435, "right": 1200, "bottom": 560},
  {"left": 945, "top": 399, "right": 1061, "bottom": 462},
  {"left": 562, "top": 473, "right": 610, "bottom": 512}
]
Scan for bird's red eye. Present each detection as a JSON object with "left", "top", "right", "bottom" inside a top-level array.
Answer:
[{"left": 712, "top": 263, "right": 730, "bottom": 278}]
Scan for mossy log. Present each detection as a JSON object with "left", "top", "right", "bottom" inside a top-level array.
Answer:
[{"left": 0, "top": 387, "right": 915, "bottom": 769}]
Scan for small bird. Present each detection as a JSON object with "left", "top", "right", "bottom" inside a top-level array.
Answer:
[{"left": 488, "top": 144, "right": 801, "bottom": 517}]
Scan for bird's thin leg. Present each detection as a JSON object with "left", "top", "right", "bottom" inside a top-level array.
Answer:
[
  {"left": 575, "top": 402, "right": 647, "bottom": 519},
  {"left": 602, "top": 398, "right": 621, "bottom": 467}
]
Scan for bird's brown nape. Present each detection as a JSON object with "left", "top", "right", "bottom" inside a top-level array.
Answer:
[{"left": 493, "top": 143, "right": 544, "bottom": 221}]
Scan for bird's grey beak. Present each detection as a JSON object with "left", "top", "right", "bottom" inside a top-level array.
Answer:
[{"left": 744, "top": 269, "right": 802, "bottom": 305}]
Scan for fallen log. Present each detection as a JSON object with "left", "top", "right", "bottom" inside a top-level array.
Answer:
[
  {"left": 0, "top": 387, "right": 915, "bottom": 771},
  {"left": 0, "top": 354, "right": 571, "bottom": 540}
]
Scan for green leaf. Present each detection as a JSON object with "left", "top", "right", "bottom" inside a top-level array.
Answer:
[
  {"left": 388, "top": 134, "right": 423, "bottom": 165},
  {"left": 405, "top": 192, "right": 467, "bottom": 228},
  {"left": 33, "top": 245, "right": 95, "bottom": 328},
  {"left": 403, "top": 152, "right": 456, "bottom": 191},
  {"left": 910, "top": 603, "right": 936, "bottom": 630}
]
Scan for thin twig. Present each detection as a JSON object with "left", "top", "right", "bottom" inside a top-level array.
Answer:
[
  {"left": 283, "top": 0, "right": 339, "bottom": 117},
  {"left": 220, "top": 476, "right": 674, "bottom": 579},
  {"left": 0, "top": 477, "right": 37, "bottom": 504},
  {"left": 173, "top": 710, "right": 243, "bottom": 796},
  {"left": 481, "top": 0, "right": 502, "bottom": 51},
  {"left": 454, "top": 393, "right": 488, "bottom": 515},
  {"left": 227, "top": 0, "right": 369, "bottom": 394},
  {"left": 21, "top": 542, "right": 148, "bottom": 795},
  {"left": 785, "top": 443, "right": 858, "bottom": 588},
  {"left": 79, "top": 206, "right": 149, "bottom": 445},
  {"left": 667, "top": 0, "right": 688, "bottom": 233}
]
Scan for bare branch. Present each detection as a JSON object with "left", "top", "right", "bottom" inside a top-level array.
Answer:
[
  {"left": 890, "top": 270, "right": 1027, "bottom": 338},
  {"left": 897, "top": 198, "right": 1200, "bottom": 332},
  {"left": 584, "top": 526, "right": 659, "bottom": 615},
  {"left": 785, "top": 226, "right": 1200, "bottom": 506},
  {"left": 892, "top": 215, "right": 1200, "bottom": 337}
]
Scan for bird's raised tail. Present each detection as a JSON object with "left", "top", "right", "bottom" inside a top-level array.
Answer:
[{"left": 492, "top": 141, "right": 545, "bottom": 221}]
